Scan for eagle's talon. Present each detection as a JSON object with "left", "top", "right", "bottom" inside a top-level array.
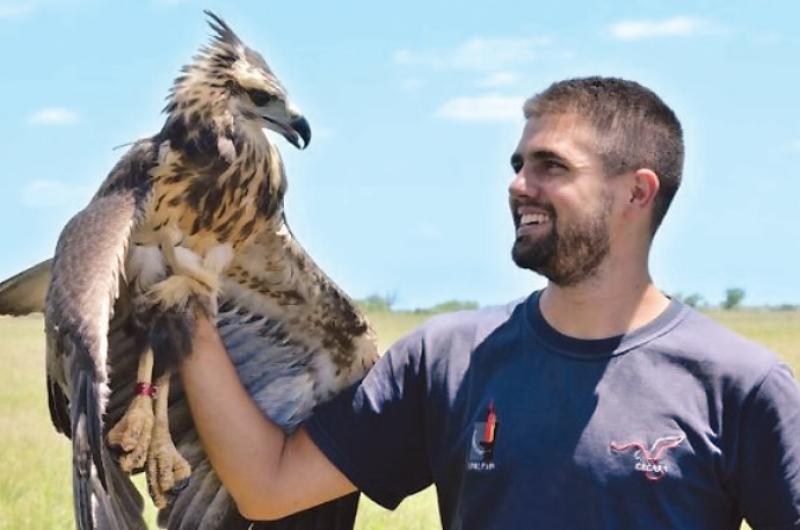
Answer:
[
  {"left": 106, "top": 394, "right": 154, "bottom": 473},
  {"left": 164, "top": 476, "right": 191, "bottom": 506},
  {"left": 146, "top": 419, "right": 192, "bottom": 508},
  {"left": 145, "top": 276, "right": 193, "bottom": 312},
  {"left": 144, "top": 275, "right": 218, "bottom": 317}
]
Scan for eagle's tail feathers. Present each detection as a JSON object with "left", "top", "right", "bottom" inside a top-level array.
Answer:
[
  {"left": 99, "top": 448, "right": 148, "bottom": 530},
  {"left": 71, "top": 363, "right": 105, "bottom": 530},
  {"left": 72, "top": 361, "right": 148, "bottom": 530}
]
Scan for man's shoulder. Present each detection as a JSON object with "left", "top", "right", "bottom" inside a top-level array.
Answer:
[
  {"left": 381, "top": 297, "right": 527, "bottom": 371},
  {"left": 415, "top": 297, "right": 526, "bottom": 349},
  {"left": 660, "top": 305, "right": 784, "bottom": 387}
]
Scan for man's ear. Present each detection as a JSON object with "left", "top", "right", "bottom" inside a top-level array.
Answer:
[{"left": 628, "top": 169, "right": 660, "bottom": 209}]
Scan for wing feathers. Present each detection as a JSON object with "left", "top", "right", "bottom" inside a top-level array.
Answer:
[
  {"left": 197, "top": 488, "right": 248, "bottom": 530},
  {"left": 160, "top": 461, "right": 212, "bottom": 529},
  {"left": 46, "top": 140, "right": 155, "bottom": 530},
  {"left": 177, "top": 467, "right": 222, "bottom": 530},
  {"left": 70, "top": 342, "right": 110, "bottom": 527},
  {"left": 0, "top": 259, "right": 51, "bottom": 315},
  {"left": 47, "top": 375, "right": 70, "bottom": 436}
]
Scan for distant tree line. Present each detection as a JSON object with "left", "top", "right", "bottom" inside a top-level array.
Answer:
[
  {"left": 356, "top": 293, "right": 398, "bottom": 313},
  {"left": 671, "top": 288, "right": 797, "bottom": 311},
  {"left": 671, "top": 289, "right": 748, "bottom": 309},
  {"left": 671, "top": 288, "right": 747, "bottom": 310},
  {"left": 359, "top": 288, "right": 798, "bottom": 314},
  {"left": 356, "top": 293, "right": 479, "bottom": 314}
]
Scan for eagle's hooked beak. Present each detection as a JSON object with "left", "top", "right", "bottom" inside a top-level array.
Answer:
[
  {"left": 287, "top": 115, "right": 311, "bottom": 150},
  {"left": 261, "top": 101, "right": 311, "bottom": 150}
]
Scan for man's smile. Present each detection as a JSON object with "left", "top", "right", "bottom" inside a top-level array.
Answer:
[{"left": 514, "top": 207, "right": 553, "bottom": 237}]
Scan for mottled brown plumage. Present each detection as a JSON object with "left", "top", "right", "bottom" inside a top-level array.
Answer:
[{"left": 0, "top": 11, "right": 377, "bottom": 530}]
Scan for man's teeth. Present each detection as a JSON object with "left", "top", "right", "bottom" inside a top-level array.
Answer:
[{"left": 520, "top": 213, "right": 549, "bottom": 225}]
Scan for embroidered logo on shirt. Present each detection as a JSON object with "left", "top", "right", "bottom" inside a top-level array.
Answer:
[
  {"left": 466, "top": 401, "right": 498, "bottom": 472},
  {"left": 610, "top": 433, "right": 686, "bottom": 481}
]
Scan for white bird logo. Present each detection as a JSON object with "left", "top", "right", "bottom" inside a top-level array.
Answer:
[{"left": 610, "top": 433, "right": 686, "bottom": 481}]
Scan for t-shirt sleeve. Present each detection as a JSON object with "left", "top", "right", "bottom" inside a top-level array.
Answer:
[
  {"left": 304, "top": 329, "right": 433, "bottom": 509},
  {"left": 737, "top": 363, "right": 800, "bottom": 529}
]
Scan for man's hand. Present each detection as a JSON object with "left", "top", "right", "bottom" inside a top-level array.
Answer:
[{"left": 179, "top": 313, "right": 356, "bottom": 520}]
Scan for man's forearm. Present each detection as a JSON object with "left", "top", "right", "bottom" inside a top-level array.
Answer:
[
  {"left": 179, "top": 313, "right": 287, "bottom": 514},
  {"left": 179, "top": 313, "right": 357, "bottom": 520}
]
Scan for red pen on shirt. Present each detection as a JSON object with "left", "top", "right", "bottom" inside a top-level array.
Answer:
[{"left": 483, "top": 401, "right": 497, "bottom": 445}]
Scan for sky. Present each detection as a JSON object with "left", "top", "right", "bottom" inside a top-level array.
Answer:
[{"left": 0, "top": 0, "right": 798, "bottom": 309}]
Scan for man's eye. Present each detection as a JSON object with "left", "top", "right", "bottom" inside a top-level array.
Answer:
[
  {"left": 247, "top": 89, "right": 272, "bottom": 107},
  {"left": 544, "top": 160, "right": 567, "bottom": 172}
]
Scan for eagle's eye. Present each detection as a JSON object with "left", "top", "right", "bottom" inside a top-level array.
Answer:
[{"left": 247, "top": 89, "right": 272, "bottom": 107}]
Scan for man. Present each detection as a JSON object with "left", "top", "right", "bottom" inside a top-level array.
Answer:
[{"left": 180, "top": 77, "right": 800, "bottom": 529}]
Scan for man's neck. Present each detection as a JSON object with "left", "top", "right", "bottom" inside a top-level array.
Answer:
[{"left": 538, "top": 264, "right": 670, "bottom": 340}]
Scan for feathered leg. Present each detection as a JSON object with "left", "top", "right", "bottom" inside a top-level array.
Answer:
[
  {"left": 137, "top": 231, "right": 229, "bottom": 507},
  {"left": 147, "top": 370, "right": 192, "bottom": 508},
  {"left": 146, "top": 228, "right": 227, "bottom": 318},
  {"left": 107, "top": 348, "right": 155, "bottom": 472}
]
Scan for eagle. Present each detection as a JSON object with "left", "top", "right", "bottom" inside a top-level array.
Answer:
[{"left": 0, "top": 11, "right": 378, "bottom": 530}]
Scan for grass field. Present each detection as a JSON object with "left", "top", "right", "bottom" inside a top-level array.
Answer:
[{"left": 1, "top": 307, "right": 798, "bottom": 529}]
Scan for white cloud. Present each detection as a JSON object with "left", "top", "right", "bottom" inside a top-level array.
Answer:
[
  {"left": 21, "top": 180, "right": 93, "bottom": 208},
  {"left": 28, "top": 107, "right": 79, "bottom": 125},
  {"left": 609, "top": 16, "right": 711, "bottom": 41},
  {"left": 0, "top": 2, "right": 36, "bottom": 18},
  {"left": 394, "top": 36, "right": 551, "bottom": 72},
  {"left": 437, "top": 95, "right": 524, "bottom": 123},
  {"left": 477, "top": 71, "right": 520, "bottom": 88},
  {"left": 788, "top": 139, "right": 800, "bottom": 152}
]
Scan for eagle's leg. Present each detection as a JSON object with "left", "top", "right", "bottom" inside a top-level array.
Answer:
[
  {"left": 138, "top": 236, "right": 224, "bottom": 507},
  {"left": 145, "top": 235, "right": 231, "bottom": 318},
  {"left": 146, "top": 369, "right": 191, "bottom": 508},
  {"left": 107, "top": 348, "right": 156, "bottom": 472}
]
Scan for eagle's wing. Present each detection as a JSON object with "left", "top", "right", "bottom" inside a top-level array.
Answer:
[
  {"left": 46, "top": 140, "right": 156, "bottom": 530},
  {"left": 0, "top": 259, "right": 51, "bottom": 314},
  {"left": 0, "top": 210, "right": 375, "bottom": 529},
  {"left": 156, "top": 224, "right": 378, "bottom": 530}
]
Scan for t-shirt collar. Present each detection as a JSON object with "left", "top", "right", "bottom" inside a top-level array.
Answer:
[{"left": 524, "top": 290, "right": 688, "bottom": 359}]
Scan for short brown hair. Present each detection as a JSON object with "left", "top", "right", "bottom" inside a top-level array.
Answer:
[{"left": 524, "top": 77, "right": 684, "bottom": 235}]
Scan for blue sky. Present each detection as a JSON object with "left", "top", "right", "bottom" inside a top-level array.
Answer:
[{"left": 0, "top": 0, "right": 798, "bottom": 309}]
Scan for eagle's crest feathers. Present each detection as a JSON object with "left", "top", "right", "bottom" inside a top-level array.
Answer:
[{"left": 204, "top": 10, "right": 242, "bottom": 48}]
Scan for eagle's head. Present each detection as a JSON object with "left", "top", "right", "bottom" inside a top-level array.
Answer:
[{"left": 165, "top": 11, "right": 311, "bottom": 150}]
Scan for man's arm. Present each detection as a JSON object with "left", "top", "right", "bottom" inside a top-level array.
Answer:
[
  {"left": 178, "top": 313, "right": 356, "bottom": 521},
  {"left": 737, "top": 363, "right": 800, "bottom": 529}
]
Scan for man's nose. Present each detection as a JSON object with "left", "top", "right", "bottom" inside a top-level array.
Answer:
[{"left": 508, "top": 169, "right": 536, "bottom": 199}]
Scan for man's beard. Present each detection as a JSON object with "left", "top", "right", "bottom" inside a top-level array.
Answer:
[{"left": 511, "top": 195, "right": 613, "bottom": 287}]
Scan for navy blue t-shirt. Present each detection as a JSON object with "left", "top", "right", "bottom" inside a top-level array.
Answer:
[{"left": 306, "top": 293, "right": 800, "bottom": 529}]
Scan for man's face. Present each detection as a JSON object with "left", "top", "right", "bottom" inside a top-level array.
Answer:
[{"left": 508, "top": 113, "right": 617, "bottom": 286}]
